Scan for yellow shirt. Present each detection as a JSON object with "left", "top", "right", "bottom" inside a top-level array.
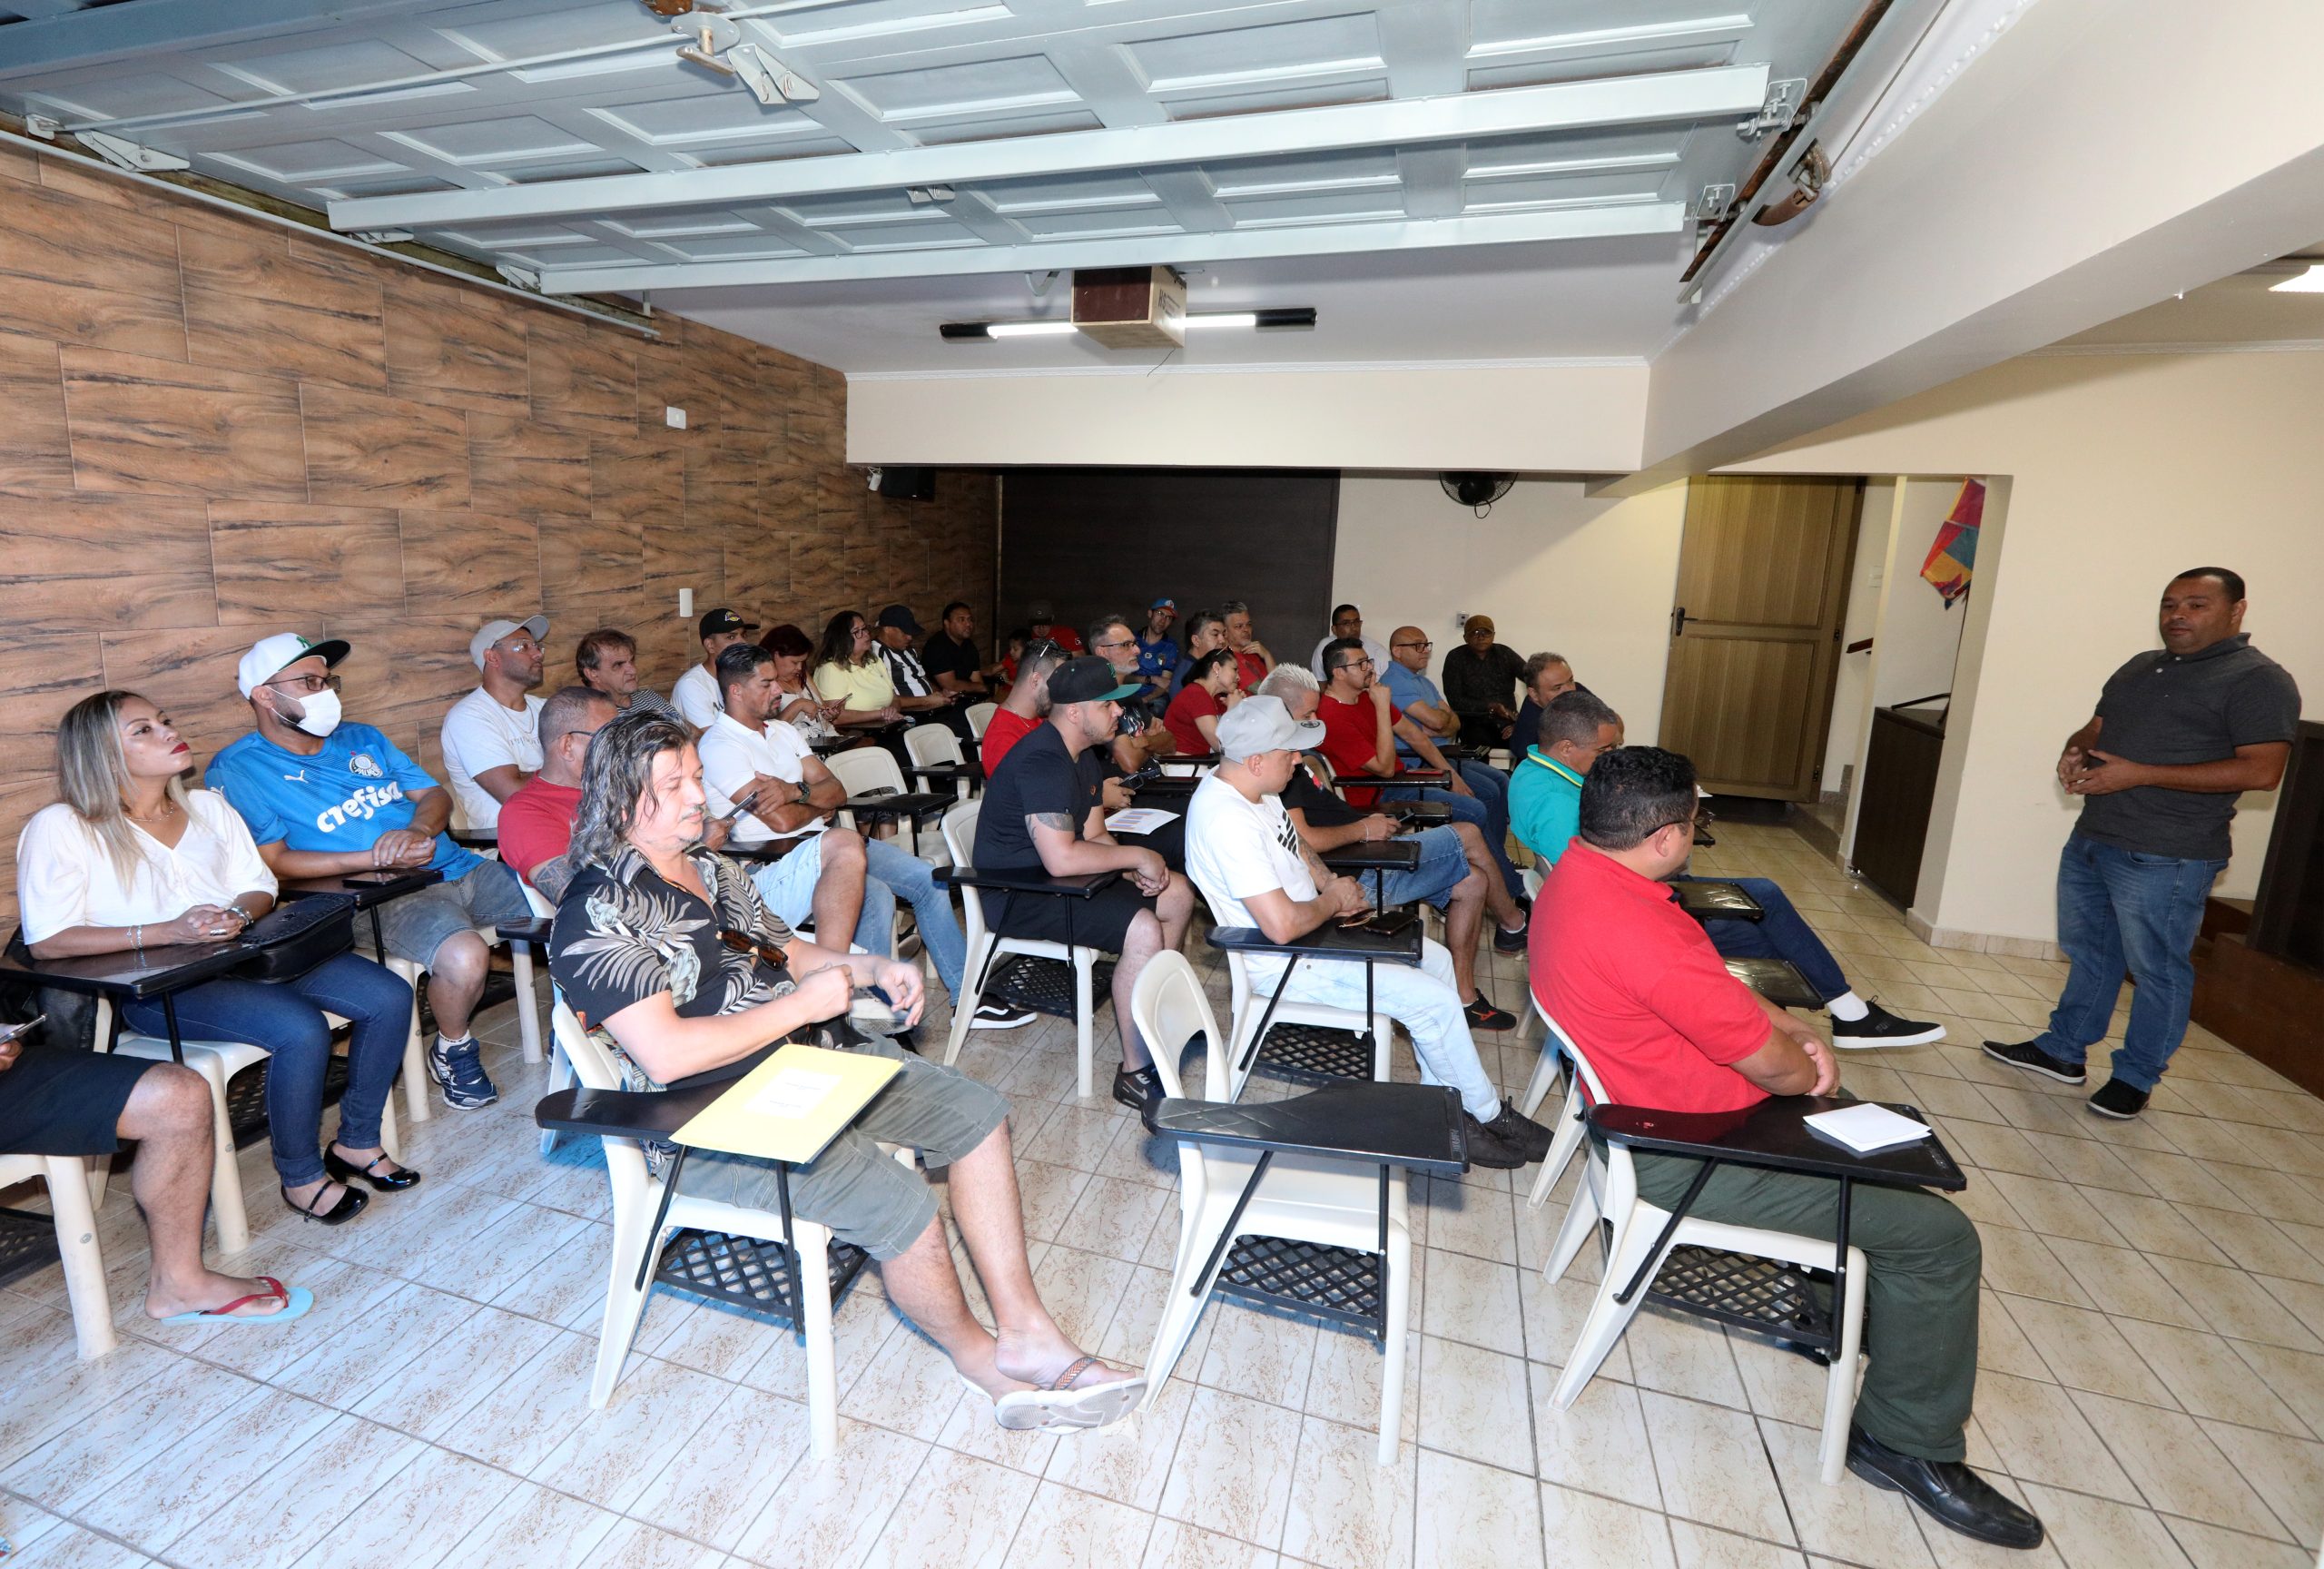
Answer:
[{"left": 812, "top": 658, "right": 895, "bottom": 712}]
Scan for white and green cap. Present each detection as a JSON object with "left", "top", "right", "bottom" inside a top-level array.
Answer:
[{"left": 236, "top": 632, "right": 350, "bottom": 698}]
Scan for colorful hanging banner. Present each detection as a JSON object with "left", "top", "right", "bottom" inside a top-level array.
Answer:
[{"left": 1920, "top": 478, "right": 1984, "bottom": 606}]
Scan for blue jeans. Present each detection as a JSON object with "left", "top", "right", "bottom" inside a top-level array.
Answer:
[
  {"left": 1378, "top": 825, "right": 1469, "bottom": 910},
  {"left": 1381, "top": 775, "right": 1523, "bottom": 901},
  {"left": 1679, "top": 875, "right": 1851, "bottom": 1004},
  {"left": 862, "top": 835, "right": 967, "bottom": 1002},
  {"left": 2034, "top": 834, "right": 2224, "bottom": 1090},
  {"left": 749, "top": 833, "right": 900, "bottom": 965},
  {"left": 123, "top": 952, "right": 414, "bottom": 1189}
]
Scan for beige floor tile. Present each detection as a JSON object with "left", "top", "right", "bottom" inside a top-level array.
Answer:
[
  {"left": 1000, "top": 1480, "right": 1156, "bottom": 1569},
  {"left": 2014, "top": 1484, "right": 2196, "bottom": 1569},
  {"left": 627, "top": 1388, "right": 814, "bottom": 1549},
  {"left": 2161, "top": 1517, "right": 2314, "bottom": 1569},
  {"left": 728, "top": 1416, "right": 930, "bottom": 1569},
  {"left": 576, "top": 1518, "right": 728, "bottom": 1569},
  {"left": 165, "top": 1413, "right": 422, "bottom": 1569},
  {"left": 864, "top": 1446, "right": 1041, "bottom": 1569},
  {"left": 2069, "top": 1391, "right": 2284, "bottom": 1537},
  {"left": 2083, "top": 1192, "right": 2236, "bottom": 1267},
  {"left": 1059, "top": 1174, "right": 1172, "bottom": 1263},
  {"left": 7, "top": 1522, "right": 162, "bottom": 1568},
  {"left": 1538, "top": 1477, "right": 1678, "bottom": 1567},
  {"left": 1098, "top": 1262, "right": 1213, "bottom": 1377},
  {"left": 1760, "top": 1417, "right": 1933, "bottom": 1569},
  {"left": 526, "top": 1348, "right": 729, "bottom": 1514},
  {"left": 2196, "top": 1421, "right": 2324, "bottom": 1546},
  {"left": 1530, "top": 1361, "right": 1661, "bottom": 1509},
  {"left": 1421, "top": 1246, "right": 1525, "bottom": 1358},
  {"left": 1981, "top": 1174, "right": 2125, "bottom": 1248},
  {"left": 1157, "top": 1385, "right": 1302, "bottom": 1548},
  {"left": 72, "top": 1384, "right": 340, "bottom": 1554},
  {"left": 1999, "top": 1296, "right": 2169, "bottom": 1404},
  {"left": 2042, "top": 1238, "right": 2207, "bottom": 1330},
  {"left": 1279, "top": 1413, "right": 1416, "bottom": 1569},
  {"left": 1641, "top": 1389, "right": 1795, "bottom": 1544},
  {"left": 1413, "top": 1448, "right": 1541, "bottom": 1569},
  {"left": 2149, "top": 1257, "right": 2324, "bottom": 1350},
  {"left": 1974, "top": 1227, "right": 2093, "bottom": 1309},
  {"left": 441, "top": 1477, "right": 625, "bottom": 1569},
  {"left": 1625, "top": 1306, "right": 1749, "bottom": 1411},
  {"left": 0, "top": 1353, "right": 268, "bottom": 1514},
  {"left": 1196, "top": 1298, "right": 1319, "bottom": 1409},
  {"left": 1416, "top": 1335, "right": 1530, "bottom": 1471},
  {"left": 1030, "top": 1246, "right": 1141, "bottom": 1352},
  {"left": 2119, "top": 1321, "right": 2312, "bottom": 1436},
  {"left": 1965, "top": 1372, "right": 2140, "bottom": 1504},
  {"left": 1043, "top": 1374, "right": 1194, "bottom": 1513},
  {"left": 281, "top": 1443, "right": 520, "bottom": 1569},
  {"left": 1302, "top": 1325, "right": 1417, "bottom": 1446},
  {"left": 485, "top": 1213, "right": 617, "bottom": 1329},
  {"left": 438, "top": 1328, "right": 602, "bottom": 1474},
  {"left": 1138, "top": 1517, "right": 1279, "bottom": 1569},
  {"left": 1417, "top": 1174, "right": 1518, "bottom": 1265},
  {"left": 1668, "top": 1519, "right": 1809, "bottom": 1567},
  {"left": 842, "top": 1319, "right": 979, "bottom": 1441}
]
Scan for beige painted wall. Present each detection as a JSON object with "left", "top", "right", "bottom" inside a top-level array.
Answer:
[
  {"left": 846, "top": 362, "right": 1649, "bottom": 472},
  {"left": 1734, "top": 351, "right": 2323, "bottom": 942},
  {"left": 1329, "top": 476, "right": 1689, "bottom": 744}
]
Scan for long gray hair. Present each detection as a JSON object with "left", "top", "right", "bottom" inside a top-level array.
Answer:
[
  {"left": 56, "top": 690, "right": 190, "bottom": 883},
  {"left": 569, "top": 710, "right": 694, "bottom": 869}
]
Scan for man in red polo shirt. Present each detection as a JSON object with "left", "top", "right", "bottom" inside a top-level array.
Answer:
[{"left": 1531, "top": 746, "right": 2041, "bottom": 1554}]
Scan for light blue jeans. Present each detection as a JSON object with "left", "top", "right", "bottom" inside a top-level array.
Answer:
[
  {"left": 863, "top": 835, "right": 967, "bottom": 1002},
  {"left": 749, "top": 833, "right": 897, "bottom": 967},
  {"left": 2033, "top": 834, "right": 2226, "bottom": 1091},
  {"left": 1243, "top": 936, "right": 1499, "bottom": 1119}
]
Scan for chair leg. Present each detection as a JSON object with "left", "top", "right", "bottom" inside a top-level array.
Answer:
[
  {"left": 388, "top": 959, "right": 431, "bottom": 1126},
  {"left": 1377, "top": 1218, "right": 1410, "bottom": 1465},
  {"left": 1140, "top": 1217, "right": 1218, "bottom": 1411},
  {"left": 1542, "top": 1157, "right": 1602, "bottom": 1283},
  {"left": 1818, "top": 1246, "right": 1869, "bottom": 1485},
  {"left": 539, "top": 1043, "right": 571, "bottom": 1157},
  {"left": 944, "top": 933, "right": 996, "bottom": 1066},
  {"left": 1518, "top": 1041, "right": 1563, "bottom": 1120},
  {"left": 85, "top": 1000, "right": 114, "bottom": 1213},
  {"left": 1524, "top": 1079, "right": 1587, "bottom": 1210},
  {"left": 1073, "top": 949, "right": 1097, "bottom": 1100},
  {"left": 590, "top": 1183, "right": 659, "bottom": 1407},
  {"left": 188, "top": 1055, "right": 250, "bottom": 1257},
  {"left": 46, "top": 1156, "right": 116, "bottom": 1360},
  {"left": 510, "top": 943, "right": 543, "bottom": 1065},
  {"left": 379, "top": 1088, "right": 401, "bottom": 1163},
  {"left": 1550, "top": 1209, "right": 1663, "bottom": 1410},
  {"left": 1369, "top": 1012, "right": 1393, "bottom": 1082},
  {"left": 797, "top": 1221, "right": 840, "bottom": 1462}
]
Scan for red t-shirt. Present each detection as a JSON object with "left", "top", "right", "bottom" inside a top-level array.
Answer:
[
  {"left": 980, "top": 707, "right": 1040, "bottom": 777},
  {"left": 1164, "top": 684, "right": 1223, "bottom": 754},
  {"left": 1530, "top": 843, "right": 1771, "bottom": 1115},
  {"left": 497, "top": 777, "right": 581, "bottom": 886},
  {"left": 1230, "top": 646, "right": 1269, "bottom": 693},
  {"left": 1315, "top": 690, "right": 1404, "bottom": 804},
  {"left": 1031, "top": 627, "right": 1084, "bottom": 655}
]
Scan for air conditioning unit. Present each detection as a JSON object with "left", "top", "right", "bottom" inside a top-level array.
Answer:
[{"left": 1071, "top": 265, "right": 1187, "bottom": 350}]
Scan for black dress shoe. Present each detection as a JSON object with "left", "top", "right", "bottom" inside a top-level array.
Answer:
[
  {"left": 1846, "top": 1427, "right": 2043, "bottom": 1549},
  {"left": 283, "top": 1181, "right": 369, "bottom": 1226},
  {"left": 325, "top": 1146, "right": 421, "bottom": 1192}
]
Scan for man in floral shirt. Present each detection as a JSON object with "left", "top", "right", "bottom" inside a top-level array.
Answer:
[{"left": 547, "top": 710, "right": 1144, "bottom": 1432}]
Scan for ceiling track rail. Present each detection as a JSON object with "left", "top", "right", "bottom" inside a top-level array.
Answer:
[
  {"left": 0, "top": 117, "right": 658, "bottom": 339},
  {"left": 1679, "top": 0, "right": 1897, "bottom": 286}
]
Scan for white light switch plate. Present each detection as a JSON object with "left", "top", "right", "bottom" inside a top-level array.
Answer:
[
  {"left": 665, "top": 405, "right": 688, "bottom": 429},
  {"left": 679, "top": 588, "right": 694, "bottom": 618}
]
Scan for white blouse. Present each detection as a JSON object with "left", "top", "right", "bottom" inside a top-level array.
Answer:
[{"left": 15, "top": 791, "right": 278, "bottom": 944}]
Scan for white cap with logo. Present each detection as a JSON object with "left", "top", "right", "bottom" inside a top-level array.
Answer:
[
  {"left": 470, "top": 615, "right": 549, "bottom": 670},
  {"left": 1214, "top": 696, "right": 1325, "bottom": 763},
  {"left": 235, "top": 632, "right": 350, "bottom": 699}
]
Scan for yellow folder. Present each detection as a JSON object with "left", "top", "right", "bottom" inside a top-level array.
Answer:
[{"left": 671, "top": 1042, "right": 903, "bottom": 1165}]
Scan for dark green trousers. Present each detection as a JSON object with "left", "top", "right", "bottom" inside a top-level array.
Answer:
[{"left": 1632, "top": 1152, "right": 1982, "bottom": 1462}]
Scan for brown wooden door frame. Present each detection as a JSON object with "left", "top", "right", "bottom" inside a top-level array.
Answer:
[{"left": 1658, "top": 476, "right": 1865, "bottom": 801}]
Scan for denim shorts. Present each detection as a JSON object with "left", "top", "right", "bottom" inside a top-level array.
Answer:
[
  {"left": 675, "top": 1035, "right": 1009, "bottom": 1260},
  {"left": 375, "top": 859, "right": 533, "bottom": 967}
]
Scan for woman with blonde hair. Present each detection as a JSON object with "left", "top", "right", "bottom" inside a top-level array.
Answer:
[{"left": 16, "top": 691, "right": 418, "bottom": 1224}]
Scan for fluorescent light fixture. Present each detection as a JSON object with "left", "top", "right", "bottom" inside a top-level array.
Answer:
[
  {"left": 985, "top": 321, "right": 1078, "bottom": 338},
  {"left": 2270, "top": 262, "right": 2324, "bottom": 292},
  {"left": 941, "top": 307, "right": 1315, "bottom": 340},
  {"left": 1184, "top": 312, "right": 1256, "bottom": 330}
]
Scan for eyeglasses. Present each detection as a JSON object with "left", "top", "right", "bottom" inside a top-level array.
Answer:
[
  {"left": 717, "top": 930, "right": 790, "bottom": 971},
  {"left": 1334, "top": 657, "right": 1374, "bottom": 672},
  {"left": 499, "top": 638, "right": 542, "bottom": 656},
  {"left": 1094, "top": 637, "right": 1135, "bottom": 652},
  {"left": 266, "top": 673, "right": 341, "bottom": 696},
  {"left": 1022, "top": 638, "right": 1065, "bottom": 661},
  {"left": 1392, "top": 640, "right": 1433, "bottom": 652}
]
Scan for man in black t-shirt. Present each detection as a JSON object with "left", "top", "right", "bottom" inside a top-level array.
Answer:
[
  {"left": 922, "top": 601, "right": 997, "bottom": 700},
  {"left": 974, "top": 656, "right": 1195, "bottom": 1108},
  {"left": 1986, "top": 568, "right": 2302, "bottom": 1120}
]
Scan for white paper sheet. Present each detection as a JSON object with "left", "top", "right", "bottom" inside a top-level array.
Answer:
[
  {"left": 1105, "top": 807, "right": 1180, "bottom": 834},
  {"left": 1802, "top": 1102, "right": 1933, "bottom": 1153}
]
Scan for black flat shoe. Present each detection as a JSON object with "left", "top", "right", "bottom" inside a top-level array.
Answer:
[
  {"left": 1846, "top": 1427, "right": 2043, "bottom": 1549},
  {"left": 283, "top": 1181, "right": 368, "bottom": 1226},
  {"left": 325, "top": 1147, "right": 421, "bottom": 1192}
]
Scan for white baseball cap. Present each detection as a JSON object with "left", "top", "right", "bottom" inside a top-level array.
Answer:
[
  {"left": 470, "top": 615, "right": 549, "bottom": 670},
  {"left": 1215, "top": 696, "right": 1325, "bottom": 763},
  {"left": 236, "top": 632, "right": 350, "bottom": 699}
]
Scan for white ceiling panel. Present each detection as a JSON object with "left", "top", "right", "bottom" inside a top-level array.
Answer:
[{"left": 0, "top": 0, "right": 1958, "bottom": 371}]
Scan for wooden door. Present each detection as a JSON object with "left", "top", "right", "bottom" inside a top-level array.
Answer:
[{"left": 1657, "top": 477, "right": 1862, "bottom": 800}]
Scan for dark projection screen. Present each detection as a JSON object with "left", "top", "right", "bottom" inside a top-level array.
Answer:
[{"left": 994, "top": 468, "right": 1341, "bottom": 656}]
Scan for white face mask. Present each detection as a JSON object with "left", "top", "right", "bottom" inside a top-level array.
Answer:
[{"left": 281, "top": 686, "right": 342, "bottom": 739}]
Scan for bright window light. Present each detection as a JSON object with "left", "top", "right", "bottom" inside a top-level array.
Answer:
[
  {"left": 986, "top": 321, "right": 1078, "bottom": 337},
  {"left": 2269, "top": 262, "right": 2324, "bottom": 293},
  {"left": 1183, "top": 312, "right": 1258, "bottom": 330}
]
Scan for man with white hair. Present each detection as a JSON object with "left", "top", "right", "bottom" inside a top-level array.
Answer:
[
  {"left": 440, "top": 615, "right": 548, "bottom": 832},
  {"left": 1185, "top": 696, "right": 1550, "bottom": 1168}
]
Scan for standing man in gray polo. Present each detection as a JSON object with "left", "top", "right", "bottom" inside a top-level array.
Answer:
[{"left": 1985, "top": 568, "right": 2300, "bottom": 1119}]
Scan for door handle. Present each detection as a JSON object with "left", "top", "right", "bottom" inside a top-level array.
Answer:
[{"left": 1671, "top": 605, "right": 1689, "bottom": 638}]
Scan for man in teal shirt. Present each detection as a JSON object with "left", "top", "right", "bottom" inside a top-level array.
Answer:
[{"left": 1513, "top": 689, "right": 1943, "bottom": 1049}]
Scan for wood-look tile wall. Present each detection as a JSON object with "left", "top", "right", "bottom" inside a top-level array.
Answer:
[{"left": 0, "top": 143, "right": 996, "bottom": 933}]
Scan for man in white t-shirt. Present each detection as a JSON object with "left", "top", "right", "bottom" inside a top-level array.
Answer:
[
  {"left": 673, "top": 607, "right": 758, "bottom": 730},
  {"left": 697, "top": 645, "right": 1026, "bottom": 1029},
  {"left": 440, "top": 616, "right": 547, "bottom": 832},
  {"left": 1184, "top": 696, "right": 1550, "bottom": 1169}
]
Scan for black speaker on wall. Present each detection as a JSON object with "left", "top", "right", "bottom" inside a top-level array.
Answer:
[{"left": 875, "top": 466, "right": 936, "bottom": 501}]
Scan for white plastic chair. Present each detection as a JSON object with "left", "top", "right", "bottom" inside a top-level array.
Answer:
[
  {"left": 1131, "top": 953, "right": 1412, "bottom": 1464},
  {"left": 1217, "top": 947, "right": 1393, "bottom": 1103},
  {"left": 903, "top": 723, "right": 974, "bottom": 803},
  {"left": 963, "top": 702, "right": 998, "bottom": 741},
  {"left": 551, "top": 999, "right": 851, "bottom": 1459},
  {"left": 939, "top": 798, "right": 1113, "bottom": 1098},
  {"left": 520, "top": 882, "right": 569, "bottom": 1157},
  {"left": 0, "top": 1150, "right": 113, "bottom": 1358},
  {"left": 1522, "top": 1007, "right": 1589, "bottom": 1211},
  {"left": 1542, "top": 1026, "right": 1866, "bottom": 1485},
  {"left": 365, "top": 912, "right": 544, "bottom": 1126}
]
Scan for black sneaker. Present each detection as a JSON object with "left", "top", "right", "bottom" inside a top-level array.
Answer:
[
  {"left": 1846, "top": 1426, "right": 2043, "bottom": 1549},
  {"left": 1113, "top": 1063, "right": 1164, "bottom": 1111},
  {"left": 1464, "top": 993, "right": 1519, "bottom": 1032},
  {"left": 1481, "top": 1102, "right": 1553, "bottom": 1162},
  {"left": 1460, "top": 1110, "right": 1528, "bottom": 1169},
  {"left": 1492, "top": 920, "right": 1529, "bottom": 954},
  {"left": 1981, "top": 1039, "right": 2086, "bottom": 1086},
  {"left": 970, "top": 1002, "right": 1039, "bottom": 1031},
  {"left": 2086, "top": 1078, "right": 2151, "bottom": 1120},
  {"left": 1830, "top": 1002, "right": 1945, "bottom": 1049}
]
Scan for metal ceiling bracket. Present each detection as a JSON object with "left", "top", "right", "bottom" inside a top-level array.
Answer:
[
  {"left": 24, "top": 115, "right": 61, "bottom": 141},
  {"left": 79, "top": 131, "right": 190, "bottom": 173},
  {"left": 495, "top": 262, "right": 543, "bottom": 291},
  {"left": 1737, "top": 78, "right": 1807, "bottom": 141},
  {"left": 1693, "top": 183, "right": 1737, "bottom": 224}
]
